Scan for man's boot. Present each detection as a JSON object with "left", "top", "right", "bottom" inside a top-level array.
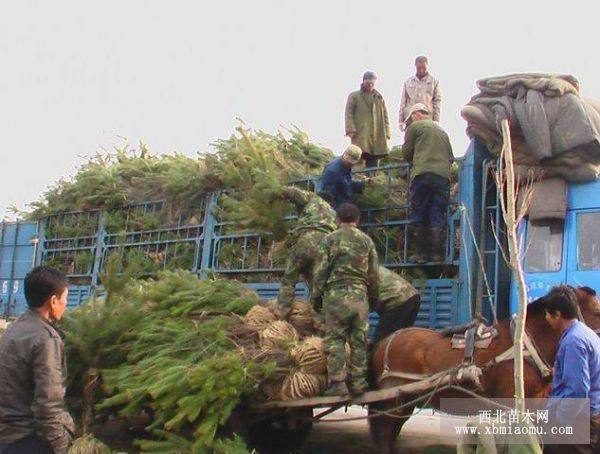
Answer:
[
  {"left": 408, "top": 224, "right": 427, "bottom": 264},
  {"left": 430, "top": 227, "right": 445, "bottom": 263},
  {"left": 323, "top": 380, "right": 350, "bottom": 397},
  {"left": 348, "top": 379, "right": 369, "bottom": 397}
]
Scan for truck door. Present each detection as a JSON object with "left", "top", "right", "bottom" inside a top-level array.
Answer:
[
  {"left": 565, "top": 210, "right": 600, "bottom": 291},
  {"left": 517, "top": 218, "right": 568, "bottom": 308}
]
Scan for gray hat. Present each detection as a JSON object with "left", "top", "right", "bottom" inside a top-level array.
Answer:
[{"left": 363, "top": 71, "right": 377, "bottom": 81}]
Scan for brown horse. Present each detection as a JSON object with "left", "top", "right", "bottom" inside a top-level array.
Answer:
[{"left": 369, "top": 286, "right": 600, "bottom": 454}]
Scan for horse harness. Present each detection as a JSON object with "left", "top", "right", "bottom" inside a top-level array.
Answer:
[{"left": 378, "top": 316, "right": 553, "bottom": 386}]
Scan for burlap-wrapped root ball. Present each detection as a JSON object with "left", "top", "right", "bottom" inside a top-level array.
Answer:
[
  {"left": 259, "top": 320, "right": 299, "bottom": 350},
  {"left": 244, "top": 304, "right": 277, "bottom": 332},
  {"left": 287, "top": 300, "right": 323, "bottom": 335},
  {"left": 290, "top": 336, "right": 327, "bottom": 375},
  {"left": 68, "top": 434, "right": 111, "bottom": 454},
  {"left": 280, "top": 372, "right": 327, "bottom": 400}
]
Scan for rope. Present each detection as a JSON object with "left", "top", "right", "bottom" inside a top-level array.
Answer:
[
  {"left": 460, "top": 203, "right": 498, "bottom": 323},
  {"left": 315, "top": 384, "right": 452, "bottom": 423},
  {"left": 315, "top": 383, "right": 513, "bottom": 424}
]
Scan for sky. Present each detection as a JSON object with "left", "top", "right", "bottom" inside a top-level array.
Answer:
[{"left": 1, "top": 0, "right": 599, "bottom": 218}]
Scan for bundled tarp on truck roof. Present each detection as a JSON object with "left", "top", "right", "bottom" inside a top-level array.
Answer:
[{"left": 461, "top": 73, "right": 600, "bottom": 183}]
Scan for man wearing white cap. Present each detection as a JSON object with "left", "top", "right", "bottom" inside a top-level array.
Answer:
[
  {"left": 344, "top": 71, "right": 391, "bottom": 168},
  {"left": 403, "top": 103, "right": 454, "bottom": 263},
  {"left": 319, "top": 145, "right": 368, "bottom": 210}
]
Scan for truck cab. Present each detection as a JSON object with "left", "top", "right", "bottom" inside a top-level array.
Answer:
[
  {"left": 510, "top": 178, "right": 600, "bottom": 312},
  {"left": 458, "top": 139, "right": 600, "bottom": 322}
]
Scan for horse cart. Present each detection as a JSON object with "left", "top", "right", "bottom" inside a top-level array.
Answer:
[{"left": 241, "top": 364, "right": 483, "bottom": 452}]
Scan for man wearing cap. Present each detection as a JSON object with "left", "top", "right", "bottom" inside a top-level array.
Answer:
[
  {"left": 399, "top": 56, "right": 442, "bottom": 130},
  {"left": 403, "top": 103, "right": 454, "bottom": 263},
  {"left": 344, "top": 71, "right": 391, "bottom": 168},
  {"left": 319, "top": 145, "right": 368, "bottom": 210}
]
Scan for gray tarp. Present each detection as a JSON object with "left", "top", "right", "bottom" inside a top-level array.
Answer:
[
  {"left": 461, "top": 73, "right": 600, "bottom": 183},
  {"left": 527, "top": 177, "right": 568, "bottom": 221}
]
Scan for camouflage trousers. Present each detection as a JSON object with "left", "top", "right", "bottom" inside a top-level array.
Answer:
[
  {"left": 277, "top": 230, "right": 327, "bottom": 315},
  {"left": 323, "top": 286, "right": 369, "bottom": 389}
]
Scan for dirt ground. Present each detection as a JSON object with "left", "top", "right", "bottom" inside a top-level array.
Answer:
[
  {"left": 301, "top": 406, "right": 463, "bottom": 454},
  {"left": 93, "top": 406, "right": 466, "bottom": 453}
]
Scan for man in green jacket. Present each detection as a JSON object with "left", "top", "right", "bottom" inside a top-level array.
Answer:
[
  {"left": 345, "top": 71, "right": 391, "bottom": 168},
  {"left": 311, "top": 203, "right": 379, "bottom": 396},
  {"left": 403, "top": 103, "right": 454, "bottom": 263}
]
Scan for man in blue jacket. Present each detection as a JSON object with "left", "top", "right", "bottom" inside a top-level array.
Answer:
[
  {"left": 319, "top": 145, "right": 367, "bottom": 210},
  {"left": 543, "top": 285, "right": 600, "bottom": 453}
]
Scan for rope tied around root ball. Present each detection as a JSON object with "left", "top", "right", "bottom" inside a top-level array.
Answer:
[
  {"left": 244, "top": 304, "right": 277, "bottom": 332},
  {"left": 259, "top": 320, "right": 299, "bottom": 350},
  {"left": 287, "top": 300, "right": 323, "bottom": 335},
  {"left": 243, "top": 304, "right": 328, "bottom": 400}
]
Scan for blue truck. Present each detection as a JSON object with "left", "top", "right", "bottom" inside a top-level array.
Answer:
[{"left": 2, "top": 139, "right": 599, "bottom": 327}]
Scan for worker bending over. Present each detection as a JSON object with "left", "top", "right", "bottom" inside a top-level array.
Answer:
[
  {"left": 319, "top": 145, "right": 368, "bottom": 211},
  {"left": 403, "top": 103, "right": 454, "bottom": 263},
  {"left": 268, "top": 186, "right": 337, "bottom": 317},
  {"left": 311, "top": 203, "right": 380, "bottom": 396},
  {"left": 373, "top": 266, "right": 420, "bottom": 343}
]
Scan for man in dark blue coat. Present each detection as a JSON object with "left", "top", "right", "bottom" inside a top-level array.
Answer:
[{"left": 319, "top": 145, "right": 367, "bottom": 210}]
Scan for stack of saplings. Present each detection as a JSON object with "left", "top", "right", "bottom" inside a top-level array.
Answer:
[{"left": 61, "top": 259, "right": 325, "bottom": 453}]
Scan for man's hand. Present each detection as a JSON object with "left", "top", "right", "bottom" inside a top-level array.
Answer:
[{"left": 366, "top": 177, "right": 376, "bottom": 187}]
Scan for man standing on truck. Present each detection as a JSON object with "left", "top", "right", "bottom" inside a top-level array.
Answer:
[
  {"left": 0, "top": 267, "right": 74, "bottom": 454},
  {"left": 403, "top": 103, "right": 454, "bottom": 263},
  {"left": 373, "top": 266, "right": 421, "bottom": 342},
  {"left": 543, "top": 285, "right": 600, "bottom": 454},
  {"left": 267, "top": 186, "right": 337, "bottom": 317},
  {"left": 319, "top": 145, "right": 369, "bottom": 210},
  {"left": 399, "top": 56, "right": 442, "bottom": 130},
  {"left": 311, "top": 203, "right": 380, "bottom": 396},
  {"left": 344, "top": 71, "right": 391, "bottom": 168}
]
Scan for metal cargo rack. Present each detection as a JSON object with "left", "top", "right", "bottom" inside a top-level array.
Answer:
[
  {"left": 101, "top": 199, "right": 207, "bottom": 276},
  {"left": 20, "top": 163, "right": 465, "bottom": 328},
  {"left": 41, "top": 210, "right": 101, "bottom": 285}
]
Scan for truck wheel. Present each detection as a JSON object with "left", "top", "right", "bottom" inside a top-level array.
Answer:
[{"left": 247, "top": 409, "right": 313, "bottom": 453}]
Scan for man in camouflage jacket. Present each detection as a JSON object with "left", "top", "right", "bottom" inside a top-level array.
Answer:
[
  {"left": 311, "top": 203, "right": 379, "bottom": 396},
  {"left": 373, "top": 266, "right": 421, "bottom": 343},
  {"left": 271, "top": 186, "right": 337, "bottom": 317}
]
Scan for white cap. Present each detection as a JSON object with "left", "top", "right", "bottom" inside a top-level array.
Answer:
[{"left": 405, "top": 103, "right": 430, "bottom": 124}]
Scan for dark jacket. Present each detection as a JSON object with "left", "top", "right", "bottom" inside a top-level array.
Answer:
[
  {"left": 319, "top": 157, "right": 365, "bottom": 209},
  {"left": 0, "top": 310, "right": 74, "bottom": 453}
]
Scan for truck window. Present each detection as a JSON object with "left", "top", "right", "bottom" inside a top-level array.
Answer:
[
  {"left": 578, "top": 212, "right": 600, "bottom": 270},
  {"left": 524, "top": 219, "right": 563, "bottom": 272}
]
